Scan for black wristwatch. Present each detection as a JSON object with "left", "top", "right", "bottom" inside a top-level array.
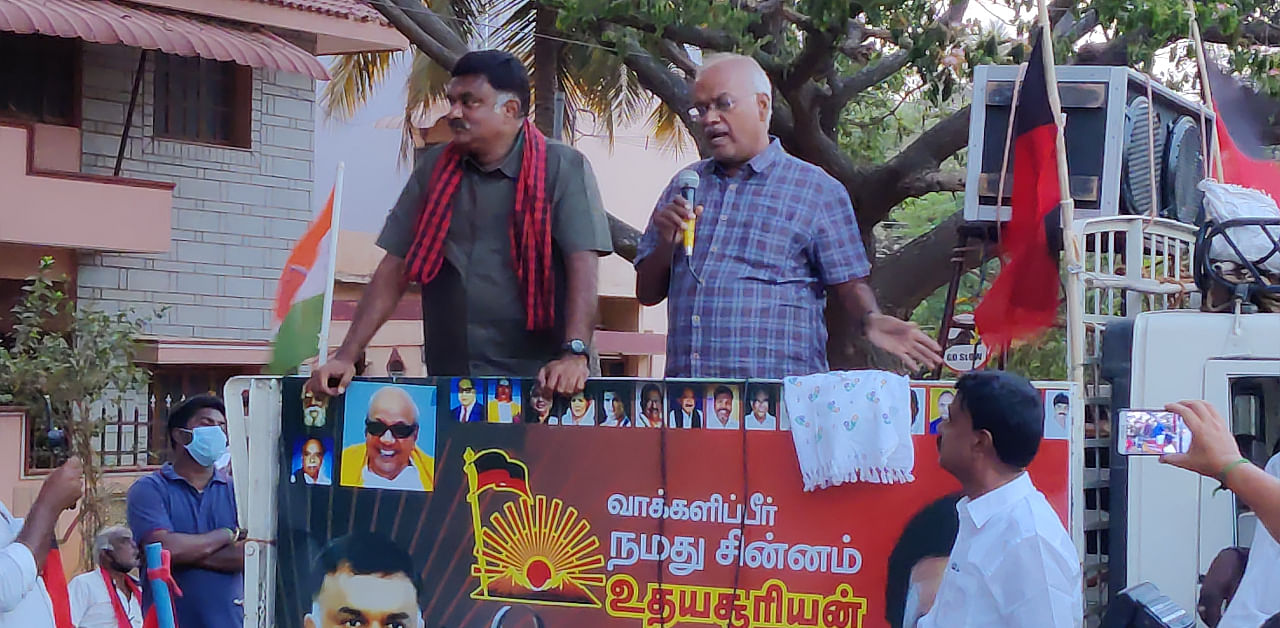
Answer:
[{"left": 562, "top": 339, "right": 589, "bottom": 357}]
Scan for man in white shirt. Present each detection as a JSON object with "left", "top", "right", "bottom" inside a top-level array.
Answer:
[
  {"left": 340, "top": 386, "right": 435, "bottom": 491},
  {"left": 1218, "top": 449, "right": 1280, "bottom": 627},
  {"left": 746, "top": 385, "right": 778, "bottom": 431},
  {"left": 707, "top": 386, "right": 740, "bottom": 430},
  {"left": 291, "top": 438, "right": 332, "bottom": 486},
  {"left": 915, "top": 371, "right": 1081, "bottom": 628},
  {"left": 68, "top": 526, "right": 142, "bottom": 628},
  {"left": 1, "top": 456, "right": 83, "bottom": 628}
]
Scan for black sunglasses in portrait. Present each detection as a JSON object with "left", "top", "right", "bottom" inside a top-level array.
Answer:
[{"left": 365, "top": 419, "right": 418, "bottom": 439}]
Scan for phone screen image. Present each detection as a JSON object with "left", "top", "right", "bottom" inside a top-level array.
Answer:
[{"left": 1118, "top": 410, "right": 1191, "bottom": 455}]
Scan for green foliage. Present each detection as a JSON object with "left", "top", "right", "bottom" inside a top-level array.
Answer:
[{"left": 0, "top": 257, "right": 158, "bottom": 563}]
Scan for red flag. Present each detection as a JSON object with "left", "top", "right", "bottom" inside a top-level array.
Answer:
[
  {"left": 974, "top": 34, "right": 1063, "bottom": 349},
  {"left": 43, "top": 546, "right": 73, "bottom": 628},
  {"left": 1206, "top": 65, "right": 1280, "bottom": 201}
]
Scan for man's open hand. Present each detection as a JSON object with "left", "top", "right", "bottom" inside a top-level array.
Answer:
[{"left": 864, "top": 313, "right": 944, "bottom": 372}]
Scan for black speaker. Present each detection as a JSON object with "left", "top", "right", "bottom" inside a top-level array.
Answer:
[{"left": 963, "top": 65, "right": 1216, "bottom": 224}]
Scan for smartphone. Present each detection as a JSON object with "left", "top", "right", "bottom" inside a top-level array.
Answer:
[{"left": 1117, "top": 409, "right": 1192, "bottom": 455}]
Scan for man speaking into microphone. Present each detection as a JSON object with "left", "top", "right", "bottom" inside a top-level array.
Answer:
[{"left": 635, "top": 54, "right": 942, "bottom": 379}]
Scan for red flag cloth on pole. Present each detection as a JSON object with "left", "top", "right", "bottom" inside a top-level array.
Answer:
[
  {"left": 974, "top": 35, "right": 1063, "bottom": 349},
  {"left": 1205, "top": 65, "right": 1280, "bottom": 201},
  {"left": 43, "top": 545, "right": 73, "bottom": 628}
]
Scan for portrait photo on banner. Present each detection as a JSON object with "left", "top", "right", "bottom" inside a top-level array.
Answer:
[
  {"left": 589, "top": 380, "right": 636, "bottom": 427},
  {"left": 634, "top": 381, "right": 665, "bottom": 428},
  {"left": 449, "top": 376, "right": 486, "bottom": 423},
  {"left": 704, "top": 382, "right": 742, "bottom": 430},
  {"left": 744, "top": 381, "right": 782, "bottom": 431},
  {"left": 289, "top": 435, "right": 334, "bottom": 486},
  {"left": 909, "top": 387, "right": 926, "bottom": 436},
  {"left": 1043, "top": 389, "right": 1071, "bottom": 440},
  {"left": 339, "top": 381, "right": 438, "bottom": 492},
  {"left": 549, "top": 389, "right": 596, "bottom": 426},
  {"left": 927, "top": 387, "right": 956, "bottom": 435},
  {"left": 666, "top": 381, "right": 705, "bottom": 429},
  {"left": 523, "top": 384, "right": 562, "bottom": 424},
  {"left": 486, "top": 377, "right": 524, "bottom": 423}
]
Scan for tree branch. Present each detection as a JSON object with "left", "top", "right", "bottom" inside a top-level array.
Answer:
[
  {"left": 899, "top": 168, "right": 966, "bottom": 197},
  {"left": 366, "top": 0, "right": 462, "bottom": 69},
  {"left": 856, "top": 106, "right": 970, "bottom": 226},
  {"left": 823, "top": 50, "right": 911, "bottom": 131},
  {"left": 1203, "top": 19, "right": 1280, "bottom": 47},
  {"left": 601, "top": 16, "right": 738, "bottom": 51},
  {"left": 657, "top": 40, "right": 698, "bottom": 77},
  {"left": 869, "top": 210, "right": 979, "bottom": 317}
]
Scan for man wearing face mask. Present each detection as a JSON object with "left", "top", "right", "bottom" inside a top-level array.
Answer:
[{"left": 126, "top": 395, "right": 244, "bottom": 628}]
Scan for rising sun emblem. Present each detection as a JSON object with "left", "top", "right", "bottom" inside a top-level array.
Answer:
[{"left": 463, "top": 448, "right": 606, "bottom": 607}]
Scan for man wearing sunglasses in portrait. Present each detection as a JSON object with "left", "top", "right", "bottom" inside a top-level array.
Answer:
[
  {"left": 340, "top": 386, "right": 435, "bottom": 491},
  {"left": 634, "top": 53, "right": 942, "bottom": 380}
]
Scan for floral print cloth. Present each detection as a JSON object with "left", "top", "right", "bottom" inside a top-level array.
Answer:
[{"left": 783, "top": 370, "right": 915, "bottom": 491}]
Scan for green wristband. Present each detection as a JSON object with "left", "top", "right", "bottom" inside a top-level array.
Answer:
[{"left": 1212, "top": 458, "right": 1252, "bottom": 495}]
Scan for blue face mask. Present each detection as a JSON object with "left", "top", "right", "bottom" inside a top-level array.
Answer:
[{"left": 181, "top": 426, "right": 228, "bottom": 468}]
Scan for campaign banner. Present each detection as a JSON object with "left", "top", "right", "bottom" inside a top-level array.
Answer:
[{"left": 275, "top": 376, "right": 1071, "bottom": 628}]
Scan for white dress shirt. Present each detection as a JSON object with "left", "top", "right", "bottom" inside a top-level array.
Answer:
[
  {"left": 361, "top": 463, "right": 424, "bottom": 490},
  {"left": 1219, "top": 453, "right": 1280, "bottom": 628},
  {"left": 918, "top": 472, "right": 1082, "bottom": 628},
  {"left": 68, "top": 569, "right": 142, "bottom": 628},
  {"left": 0, "top": 501, "right": 55, "bottom": 628},
  {"left": 746, "top": 413, "right": 778, "bottom": 430},
  {"left": 706, "top": 416, "right": 740, "bottom": 430}
]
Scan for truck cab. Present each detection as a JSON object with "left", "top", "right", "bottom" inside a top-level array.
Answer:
[{"left": 1105, "top": 310, "right": 1280, "bottom": 620}]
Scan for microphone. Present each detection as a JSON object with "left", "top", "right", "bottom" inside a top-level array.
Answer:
[{"left": 675, "top": 169, "right": 700, "bottom": 257}]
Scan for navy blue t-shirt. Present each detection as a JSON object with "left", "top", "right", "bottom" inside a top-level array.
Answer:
[{"left": 126, "top": 463, "right": 243, "bottom": 628}]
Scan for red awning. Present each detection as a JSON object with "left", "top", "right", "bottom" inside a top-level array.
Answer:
[{"left": 0, "top": 0, "right": 329, "bottom": 80}]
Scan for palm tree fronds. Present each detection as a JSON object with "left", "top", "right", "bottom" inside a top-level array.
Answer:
[{"left": 322, "top": 52, "right": 398, "bottom": 121}]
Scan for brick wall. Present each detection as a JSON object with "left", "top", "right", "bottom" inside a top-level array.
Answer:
[{"left": 76, "top": 43, "right": 316, "bottom": 342}]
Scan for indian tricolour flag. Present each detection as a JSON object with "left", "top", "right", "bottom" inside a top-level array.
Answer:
[{"left": 269, "top": 164, "right": 343, "bottom": 374}]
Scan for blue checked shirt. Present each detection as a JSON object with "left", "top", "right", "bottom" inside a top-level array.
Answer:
[{"left": 635, "top": 140, "right": 871, "bottom": 379}]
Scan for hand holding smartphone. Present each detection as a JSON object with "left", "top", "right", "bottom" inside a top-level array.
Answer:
[{"left": 1118, "top": 409, "right": 1193, "bottom": 455}]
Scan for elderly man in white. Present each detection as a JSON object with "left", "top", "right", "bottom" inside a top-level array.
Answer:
[
  {"left": 1, "top": 457, "right": 84, "bottom": 628},
  {"left": 68, "top": 526, "right": 143, "bottom": 628}
]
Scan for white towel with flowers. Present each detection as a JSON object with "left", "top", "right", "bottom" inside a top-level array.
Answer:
[{"left": 784, "top": 370, "right": 915, "bottom": 490}]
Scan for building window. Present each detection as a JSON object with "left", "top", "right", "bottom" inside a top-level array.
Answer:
[
  {"left": 0, "top": 33, "right": 78, "bottom": 125},
  {"left": 154, "top": 54, "right": 251, "bottom": 148}
]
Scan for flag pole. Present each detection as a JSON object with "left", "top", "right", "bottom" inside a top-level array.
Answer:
[
  {"left": 1185, "top": 0, "right": 1225, "bottom": 181},
  {"left": 1035, "top": 0, "right": 1087, "bottom": 567},
  {"left": 1033, "top": 1, "right": 1083, "bottom": 391},
  {"left": 317, "top": 162, "right": 345, "bottom": 367}
]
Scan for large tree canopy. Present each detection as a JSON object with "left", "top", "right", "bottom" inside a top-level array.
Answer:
[{"left": 360, "top": 0, "right": 1279, "bottom": 365}]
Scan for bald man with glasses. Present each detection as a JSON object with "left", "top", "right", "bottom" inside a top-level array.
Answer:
[{"left": 340, "top": 386, "right": 434, "bottom": 491}]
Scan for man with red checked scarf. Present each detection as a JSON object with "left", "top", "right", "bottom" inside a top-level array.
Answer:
[{"left": 308, "top": 50, "right": 612, "bottom": 398}]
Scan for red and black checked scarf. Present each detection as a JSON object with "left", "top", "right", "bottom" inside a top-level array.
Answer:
[{"left": 404, "top": 118, "right": 554, "bottom": 330}]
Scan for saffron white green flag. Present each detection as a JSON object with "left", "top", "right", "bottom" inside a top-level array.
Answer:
[{"left": 269, "top": 176, "right": 340, "bottom": 374}]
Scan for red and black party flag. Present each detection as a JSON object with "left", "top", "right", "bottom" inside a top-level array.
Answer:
[
  {"left": 974, "top": 33, "right": 1064, "bottom": 349},
  {"left": 472, "top": 450, "right": 532, "bottom": 498},
  {"left": 1206, "top": 64, "right": 1280, "bottom": 201}
]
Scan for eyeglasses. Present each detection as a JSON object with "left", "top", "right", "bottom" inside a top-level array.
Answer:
[
  {"left": 458, "top": 386, "right": 475, "bottom": 394},
  {"left": 688, "top": 94, "right": 737, "bottom": 123},
  {"left": 365, "top": 420, "right": 418, "bottom": 439}
]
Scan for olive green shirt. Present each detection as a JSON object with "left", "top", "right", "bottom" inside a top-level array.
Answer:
[{"left": 377, "top": 129, "right": 612, "bottom": 377}]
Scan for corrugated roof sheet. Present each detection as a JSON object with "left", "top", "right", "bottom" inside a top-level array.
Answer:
[
  {"left": 253, "top": 0, "right": 386, "bottom": 24},
  {"left": 0, "top": 0, "right": 330, "bottom": 80}
]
